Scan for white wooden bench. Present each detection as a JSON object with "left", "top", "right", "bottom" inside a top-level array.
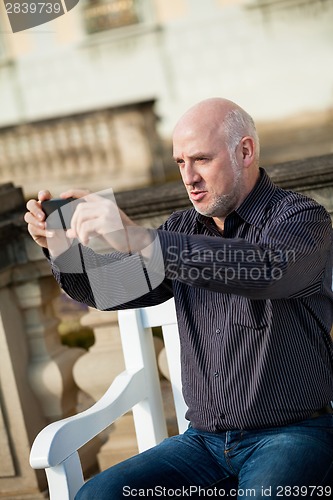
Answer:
[{"left": 29, "top": 298, "right": 188, "bottom": 500}]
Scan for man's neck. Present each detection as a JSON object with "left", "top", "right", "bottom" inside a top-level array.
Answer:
[{"left": 212, "top": 217, "right": 225, "bottom": 234}]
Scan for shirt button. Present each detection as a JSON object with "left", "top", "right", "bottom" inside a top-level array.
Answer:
[
  {"left": 216, "top": 328, "right": 221, "bottom": 334},
  {"left": 214, "top": 371, "right": 219, "bottom": 378}
]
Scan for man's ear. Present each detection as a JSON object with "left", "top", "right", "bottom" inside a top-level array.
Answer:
[{"left": 241, "top": 137, "right": 255, "bottom": 167}]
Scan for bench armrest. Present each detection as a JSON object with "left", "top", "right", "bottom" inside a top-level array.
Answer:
[{"left": 30, "top": 368, "right": 145, "bottom": 468}]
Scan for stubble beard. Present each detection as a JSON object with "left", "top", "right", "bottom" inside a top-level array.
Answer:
[{"left": 193, "top": 156, "right": 243, "bottom": 218}]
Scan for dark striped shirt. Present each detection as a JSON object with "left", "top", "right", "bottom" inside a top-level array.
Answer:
[{"left": 50, "top": 169, "right": 333, "bottom": 432}]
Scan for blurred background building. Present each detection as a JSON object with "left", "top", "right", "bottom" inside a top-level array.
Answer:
[
  {"left": 0, "top": 0, "right": 333, "bottom": 198},
  {"left": 1, "top": 2, "right": 333, "bottom": 498}
]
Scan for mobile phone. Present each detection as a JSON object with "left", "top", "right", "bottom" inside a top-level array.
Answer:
[{"left": 41, "top": 197, "right": 83, "bottom": 230}]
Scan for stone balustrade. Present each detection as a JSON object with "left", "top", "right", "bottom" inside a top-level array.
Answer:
[
  {"left": 0, "top": 101, "right": 164, "bottom": 201},
  {"left": 0, "top": 154, "right": 332, "bottom": 498}
]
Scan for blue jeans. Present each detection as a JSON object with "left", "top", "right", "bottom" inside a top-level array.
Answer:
[{"left": 75, "top": 415, "right": 333, "bottom": 499}]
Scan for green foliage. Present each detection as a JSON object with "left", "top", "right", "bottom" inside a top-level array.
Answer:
[{"left": 58, "top": 319, "right": 95, "bottom": 350}]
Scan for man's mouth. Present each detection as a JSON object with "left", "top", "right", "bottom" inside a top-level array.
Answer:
[{"left": 190, "top": 190, "right": 207, "bottom": 202}]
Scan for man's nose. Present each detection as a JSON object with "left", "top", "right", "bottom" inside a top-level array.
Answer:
[{"left": 181, "top": 163, "right": 201, "bottom": 186}]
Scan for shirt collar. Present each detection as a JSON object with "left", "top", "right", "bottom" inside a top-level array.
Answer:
[
  {"left": 234, "top": 168, "right": 277, "bottom": 227},
  {"left": 197, "top": 168, "right": 277, "bottom": 230}
]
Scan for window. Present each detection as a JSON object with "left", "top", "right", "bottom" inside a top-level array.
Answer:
[{"left": 83, "top": 0, "right": 143, "bottom": 34}]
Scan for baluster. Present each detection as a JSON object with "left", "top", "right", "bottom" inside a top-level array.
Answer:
[{"left": 14, "top": 276, "right": 83, "bottom": 420}]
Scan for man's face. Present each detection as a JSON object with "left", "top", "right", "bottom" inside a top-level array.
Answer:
[{"left": 173, "top": 125, "right": 244, "bottom": 220}]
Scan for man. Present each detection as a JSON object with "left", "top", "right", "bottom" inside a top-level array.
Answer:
[{"left": 25, "top": 98, "right": 333, "bottom": 499}]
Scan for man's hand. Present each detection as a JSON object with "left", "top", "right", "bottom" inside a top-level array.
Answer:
[
  {"left": 64, "top": 189, "right": 152, "bottom": 254},
  {"left": 25, "top": 190, "right": 53, "bottom": 249},
  {"left": 25, "top": 188, "right": 153, "bottom": 257},
  {"left": 24, "top": 189, "right": 90, "bottom": 257}
]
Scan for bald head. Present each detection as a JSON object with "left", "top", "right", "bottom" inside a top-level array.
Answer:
[
  {"left": 173, "top": 98, "right": 260, "bottom": 165},
  {"left": 174, "top": 98, "right": 240, "bottom": 130}
]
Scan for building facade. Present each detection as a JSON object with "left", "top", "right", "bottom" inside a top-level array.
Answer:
[{"left": 0, "top": 0, "right": 333, "bottom": 196}]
